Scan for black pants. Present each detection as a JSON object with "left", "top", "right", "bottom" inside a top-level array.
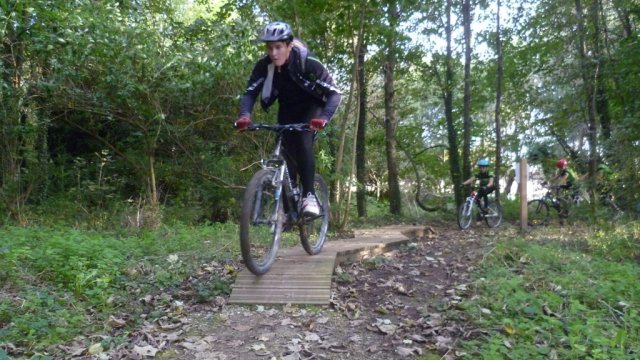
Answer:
[
  {"left": 282, "top": 129, "right": 315, "bottom": 197},
  {"left": 476, "top": 185, "right": 495, "bottom": 208},
  {"left": 279, "top": 104, "right": 322, "bottom": 199}
]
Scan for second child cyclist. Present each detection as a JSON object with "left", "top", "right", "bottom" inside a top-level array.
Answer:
[
  {"left": 462, "top": 159, "right": 495, "bottom": 212},
  {"left": 234, "top": 22, "right": 342, "bottom": 217}
]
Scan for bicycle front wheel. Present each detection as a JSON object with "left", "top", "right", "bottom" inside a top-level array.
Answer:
[
  {"left": 300, "top": 175, "right": 330, "bottom": 255},
  {"left": 484, "top": 201, "right": 503, "bottom": 228},
  {"left": 527, "top": 199, "right": 549, "bottom": 226},
  {"left": 240, "top": 169, "right": 283, "bottom": 275},
  {"left": 457, "top": 200, "right": 473, "bottom": 230}
]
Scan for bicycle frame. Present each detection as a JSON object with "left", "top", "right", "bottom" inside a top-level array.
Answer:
[
  {"left": 463, "top": 190, "right": 491, "bottom": 215},
  {"left": 240, "top": 123, "right": 329, "bottom": 275},
  {"left": 462, "top": 191, "right": 478, "bottom": 217},
  {"left": 543, "top": 187, "right": 568, "bottom": 212},
  {"left": 253, "top": 124, "right": 306, "bottom": 225},
  {"left": 458, "top": 189, "right": 502, "bottom": 230},
  {"left": 527, "top": 185, "right": 572, "bottom": 227}
]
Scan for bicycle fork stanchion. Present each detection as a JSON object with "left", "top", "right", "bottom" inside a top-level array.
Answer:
[
  {"left": 457, "top": 194, "right": 475, "bottom": 230},
  {"left": 270, "top": 166, "right": 286, "bottom": 232},
  {"left": 252, "top": 189, "right": 263, "bottom": 224}
]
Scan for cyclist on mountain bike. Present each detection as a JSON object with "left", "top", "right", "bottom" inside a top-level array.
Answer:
[
  {"left": 234, "top": 21, "right": 342, "bottom": 217},
  {"left": 551, "top": 158, "right": 582, "bottom": 202},
  {"left": 461, "top": 159, "right": 495, "bottom": 212},
  {"left": 551, "top": 159, "right": 576, "bottom": 190},
  {"left": 548, "top": 158, "right": 580, "bottom": 217}
]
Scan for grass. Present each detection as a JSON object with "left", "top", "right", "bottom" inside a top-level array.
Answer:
[
  {"left": 0, "top": 222, "right": 239, "bottom": 355},
  {"left": 456, "top": 222, "right": 640, "bottom": 359},
  {"left": 1, "top": 196, "right": 637, "bottom": 358}
]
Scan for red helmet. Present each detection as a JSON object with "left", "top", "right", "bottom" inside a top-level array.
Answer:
[{"left": 556, "top": 159, "right": 568, "bottom": 169}]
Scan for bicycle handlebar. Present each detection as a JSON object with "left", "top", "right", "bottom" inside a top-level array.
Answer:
[
  {"left": 540, "top": 181, "right": 565, "bottom": 191},
  {"left": 246, "top": 123, "right": 310, "bottom": 132}
]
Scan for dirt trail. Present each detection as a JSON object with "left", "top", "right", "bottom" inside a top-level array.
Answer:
[{"left": 93, "top": 221, "right": 510, "bottom": 359}]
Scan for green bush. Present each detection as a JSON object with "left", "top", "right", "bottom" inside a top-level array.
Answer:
[
  {"left": 0, "top": 223, "right": 239, "bottom": 353},
  {"left": 458, "top": 230, "right": 640, "bottom": 359},
  {"left": 586, "top": 222, "right": 640, "bottom": 261}
]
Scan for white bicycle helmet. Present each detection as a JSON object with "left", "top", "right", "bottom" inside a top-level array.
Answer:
[{"left": 259, "top": 21, "right": 293, "bottom": 42}]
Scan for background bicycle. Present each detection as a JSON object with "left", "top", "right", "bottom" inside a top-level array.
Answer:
[
  {"left": 457, "top": 189, "right": 502, "bottom": 230},
  {"left": 527, "top": 184, "right": 572, "bottom": 226},
  {"left": 239, "top": 123, "right": 329, "bottom": 275}
]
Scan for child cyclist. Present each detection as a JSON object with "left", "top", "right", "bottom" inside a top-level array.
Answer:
[{"left": 461, "top": 159, "right": 495, "bottom": 214}]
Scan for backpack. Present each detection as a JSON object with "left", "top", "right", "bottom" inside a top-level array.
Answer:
[{"left": 291, "top": 38, "right": 309, "bottom": 73}]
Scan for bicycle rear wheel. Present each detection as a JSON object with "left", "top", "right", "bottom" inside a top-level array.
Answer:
[
  {"left": 527, "top": 199, "right": 549, "bottom": 226},
  {"left": 484, "top": 201, "right": 503, "bottom": 228},
  {"left": 300, "top": 175, "right": 329, "bottom": 255},
  {"left": 457, "top": 200, "right": 473, "bottom": 230},
  {"left": 240, "top": 169, "right": 283, "bottom": 275}
]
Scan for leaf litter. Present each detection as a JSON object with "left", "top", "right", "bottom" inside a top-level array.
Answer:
[{"left": 54, "top": 221, "right": 501, "bottom": 359}]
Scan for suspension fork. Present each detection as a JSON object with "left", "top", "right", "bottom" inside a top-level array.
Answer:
[
  {"left": 269, "top": 163, "right": 286, "bottom": 223},
  {"left": 269, "top": 135, "right": 285, "bottom": 200},
  {"left": 465, "top": 197, "right": 474, "bottom": 216},
  {"left": 272, "top": 134, "right": 298, "bottom": 215}
]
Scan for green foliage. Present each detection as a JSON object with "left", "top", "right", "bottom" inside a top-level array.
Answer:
[
  {"left": 458, "top": 224, "right": 640, "bottom": 359},
  {"left": 193, "top": 277, "right": 232, "bottom": 304},
  {"left": 335, "top": 271, "right": 353, "bottom": 284},
  {"left": 498, "top": 197, "right": 522, "bottom": 221},
  {"left": 0, "top": 223, "right": 238, "bottom": 352},
  {"left": 2, "top": 0, "right": 638, "bottom": 230},
  {"left": 1, "top": 0, "right": 640, "bottom": 352},
  {"left": 1, "top": 0, "right": 260, "bottom": 225},
  {"left": 363, "top": 255, "right": 389, "bottom": 270},
  {"left": 585, "top": 223, "right": 640, "bottom": 262}
]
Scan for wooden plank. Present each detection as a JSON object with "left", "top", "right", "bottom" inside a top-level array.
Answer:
[
  {"left": 236, "top": 265, "right": 334, "bottom": 276},
  {"left": 229, "top": 288, "right": 331, "bottom": 304},
  {"left": 228, "top": 226, "right": 428, "bottom": 305},
  {"left": 231, "top": 287, "right": 330, "bottom": 296},
  {"left": 230, "top": 288, "right": 330, "bottom": 296},
  {"left": 232, "top": 282, "right": 330, "bottom": 290},
  {"left": 235, "top": 273, "right": 330, "bottom": 281},
  {"left": 266, "top": 263, "right": 335, "bottom": 274},
  {"left": 233, "top": 277, "right": 331, "bottom": 289}
]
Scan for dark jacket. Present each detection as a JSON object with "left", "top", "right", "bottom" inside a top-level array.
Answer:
[
  {"left": 239, "top": 46, "right": 341, "bottom": 122},
  {"left": 475, "top": 171, "right": 493, "bottom": 187}
]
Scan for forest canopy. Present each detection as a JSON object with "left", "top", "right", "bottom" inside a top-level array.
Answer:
[{"left": 1, "top": 0, "right": 638, "bottom": 227}]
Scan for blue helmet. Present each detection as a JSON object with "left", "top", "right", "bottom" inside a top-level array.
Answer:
[{"left": 477, "top": 159, "right": 490, "bottom": 167}]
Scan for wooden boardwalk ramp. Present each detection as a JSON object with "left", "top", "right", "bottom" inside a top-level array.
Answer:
[{"left": 229, "top": 225, "right": 430, "bottom": 305}]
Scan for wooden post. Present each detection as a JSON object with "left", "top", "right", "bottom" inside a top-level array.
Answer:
[{"left": 520, "top": 158, "right": 528, "bottom": 231}]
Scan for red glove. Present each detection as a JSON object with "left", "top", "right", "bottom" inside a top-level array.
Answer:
[
  {"left": 234, "top": 116, "right": 251, "bottom": 130},
  {"left": 309, "top": 118, "right": 327, "bottom": 131}
]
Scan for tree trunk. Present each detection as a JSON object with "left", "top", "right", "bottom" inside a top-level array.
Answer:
[
  {"left": 384, "top": 1, "right": 402, "bottom": 215},
  {"left": 575, "top": 0, "right": 598, "bottom": 200},
  {"left": 333, "top": 56, "right": 356, "bottom": 206},
  {"left": 445, "top": 0, "right": 463, "bottom": 206},
  {"left": 591, "top": 0, "right": 611, "bottom": 145},
  {"left": 356, "top": 40, "right": 367, "bottom": 218},
  {"left": 462, "top": 0, "right": 472, "bottom": 183},
  {"left": 612, "top": 0, "right": 633, "bottom": 38},
  {"left": 494, "top": 0, "right": 503, "bottom": 203},
  {"left": 1, "top": 6, "right": 32, "bottom": 223},
  {"left": 335, "top": 0, "right": 367, "bottom": 229}
]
